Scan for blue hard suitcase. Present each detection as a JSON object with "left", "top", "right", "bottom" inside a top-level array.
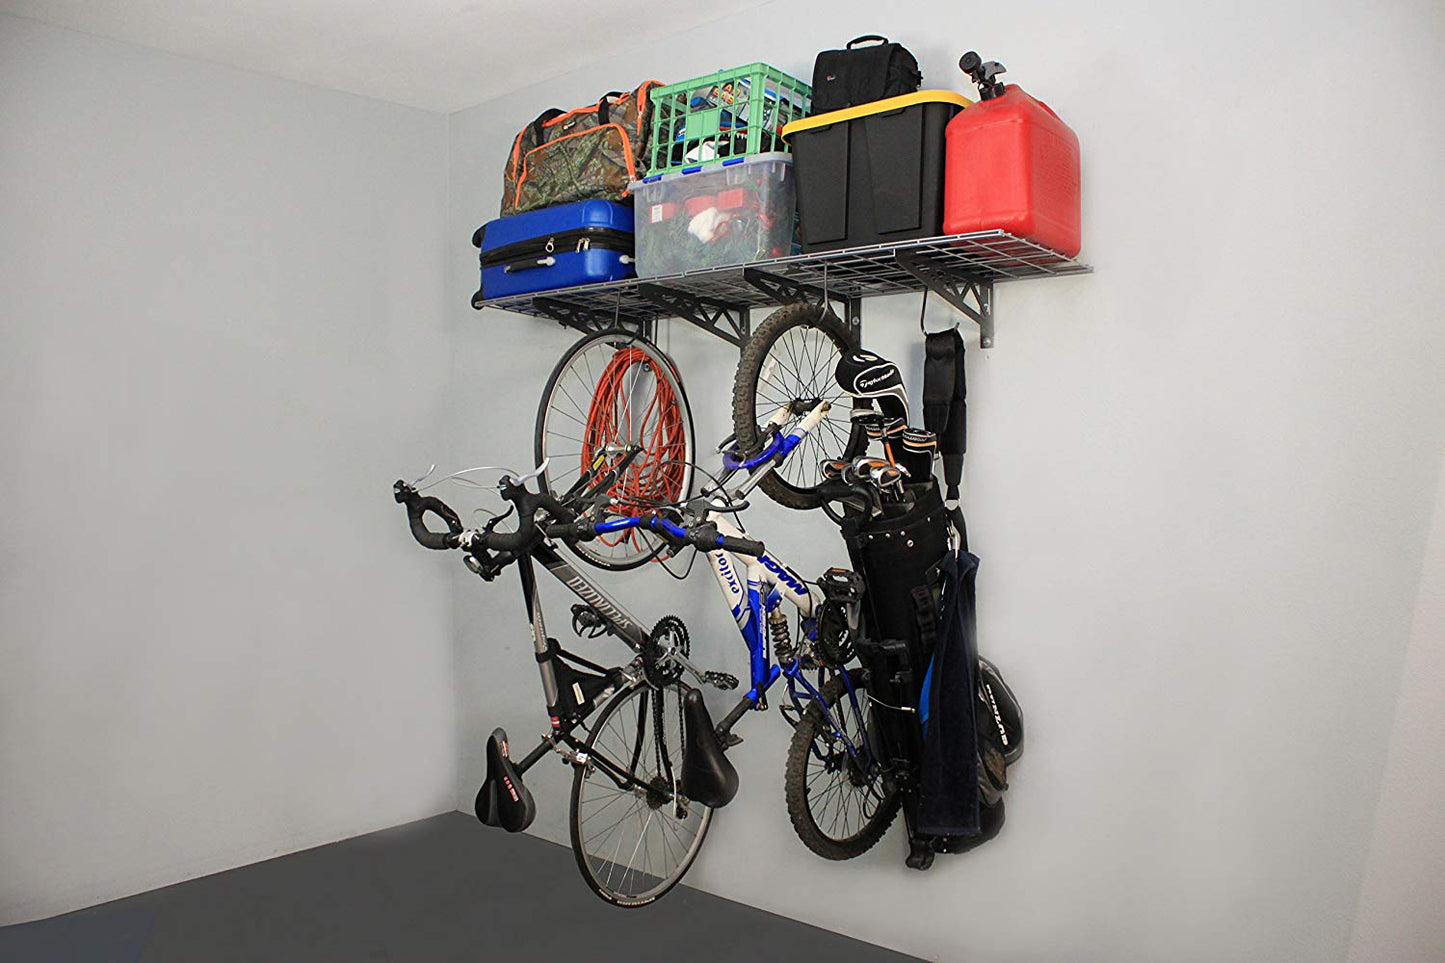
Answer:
[{"left": 471, "top": 199, "right": 635, "bottom": 307}]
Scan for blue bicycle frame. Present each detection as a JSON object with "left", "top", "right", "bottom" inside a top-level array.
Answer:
[
  {"left": 588, "top": 402, "right": 873, "bottom": 766},
  {"left": 705, "top": 404, "right": 874, "bottom": 764}
]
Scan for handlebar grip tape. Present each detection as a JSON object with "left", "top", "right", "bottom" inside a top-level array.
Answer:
[
  {"left": 714, "top": 534, "right": 765, "bottom": 557},
  {"left": 409, "top": 495, "right": 461, "bottom": 551}
]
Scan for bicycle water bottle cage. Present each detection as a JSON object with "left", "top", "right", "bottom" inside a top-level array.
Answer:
[
  {"left": 475, "top": 728, "right": 536, "bottom": 833},
  {"left": 570, "top": 603, "right": 613, "bottom": 639},
  {"left": 834, "top": 350, "right": 910, "bottom": 423}
]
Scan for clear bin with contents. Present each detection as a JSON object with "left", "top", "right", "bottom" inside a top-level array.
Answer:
[{"left": 628, "top": 153, "right": 797, "bottom": 277}]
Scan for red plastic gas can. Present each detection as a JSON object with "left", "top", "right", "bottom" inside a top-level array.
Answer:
[{"left": 943, "top": 86, "right": 1081, "bottom": 257}]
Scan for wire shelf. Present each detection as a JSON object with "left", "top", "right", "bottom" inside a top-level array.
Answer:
[{"left": 474, "top": 230, "right": 1091, "bottom": 343}]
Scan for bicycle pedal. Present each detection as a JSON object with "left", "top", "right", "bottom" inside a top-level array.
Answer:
[
  {"left": 702, "top": 670, "right": 739, "bottom": 691},
  {"left": 719, "top": 731, "right": 744, "bottom": 748}
]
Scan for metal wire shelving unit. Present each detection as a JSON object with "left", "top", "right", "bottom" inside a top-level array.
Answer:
[{"left": 471, "top": 230, "right": 1090, "bottom": 348}]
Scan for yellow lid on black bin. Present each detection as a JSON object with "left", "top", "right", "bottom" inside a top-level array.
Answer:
[{"left": 781, "top": 90, "right": 973, "bottom": 141}]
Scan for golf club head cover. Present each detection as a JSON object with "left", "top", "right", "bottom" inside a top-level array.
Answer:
[
  {"left": 475, "top": 727, "right": 536, "bottom": 833},
  {"left": 899, "top": 427, "right": 937, "bottom": 481},
  {"left": 835, "top": 349, "right": 910, "bottom": 424}
]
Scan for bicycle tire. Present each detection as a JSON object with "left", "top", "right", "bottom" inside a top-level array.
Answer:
[
  {"left": 732, "top": 302, "right": 865, "bottom": 510},
  {"left": 784, "top": 669, "right": 900, "bottom": 860},
  {"left": 535, "top": 329, "right": 695, "bottom": 570},
  {"left": 569, "top": 681, "right": 713, "bottom": 907}
]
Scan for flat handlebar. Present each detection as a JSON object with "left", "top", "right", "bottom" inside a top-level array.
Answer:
[
  {"left": 583, "top": 514, "right": 764, "bottom": 557},
  {"left": 393, "top": 478, "right": 765, "bottom": 566}
]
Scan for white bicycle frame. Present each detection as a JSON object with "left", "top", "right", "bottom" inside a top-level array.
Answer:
[{"left": 702, "top": 403, "right": 829, "bottom": 705}]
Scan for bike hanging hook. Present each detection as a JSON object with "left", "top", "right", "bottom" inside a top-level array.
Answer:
[{"left": 918, "top": 287, "right": 959, "bottom": 336}]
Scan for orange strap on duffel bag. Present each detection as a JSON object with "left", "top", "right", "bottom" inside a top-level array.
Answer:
[{"left": 501, "top": 81, "right": 661, "bottom": 217}]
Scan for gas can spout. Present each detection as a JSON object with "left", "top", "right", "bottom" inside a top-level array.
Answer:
[{"left": 958, "top": 51, "right": 1007, "bottom": 100}]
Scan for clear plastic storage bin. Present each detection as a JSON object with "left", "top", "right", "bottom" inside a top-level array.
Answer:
[{"left": 628, "top": 153, "right": 796, "bottom": 278}]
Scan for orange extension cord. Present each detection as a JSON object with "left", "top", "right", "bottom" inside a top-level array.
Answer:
[{"left": 580, "top": 347, "right": 688, "bottom": 554}]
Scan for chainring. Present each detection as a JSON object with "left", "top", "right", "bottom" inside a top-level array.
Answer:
[
  {"left": 644, "top": 615, "right": 691, "bottom": 686},
  {"left": 815, "top": 599, "right": 856, "bottom": 667}
]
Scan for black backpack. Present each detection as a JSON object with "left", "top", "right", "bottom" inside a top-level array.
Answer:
[{"left": 811, "top": 35, "right": 923, "bottom": 114}]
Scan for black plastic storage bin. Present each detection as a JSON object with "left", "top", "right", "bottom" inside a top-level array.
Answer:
[{"left": 782, "top": 91, "right": 969, "bottom": 252}]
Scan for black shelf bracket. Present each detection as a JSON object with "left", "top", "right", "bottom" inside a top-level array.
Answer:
[
  {"left": 635, "top": 283, "right": 749, "bottom": 348},
  {"left": 894, "top": 252, "right": 995, "bottom": 348},
  {"left": 532, "top": 296, "right": 653, "bottom": 341},
  {"left": 742, "top": 268, "right": 863, "bottom": 341}
]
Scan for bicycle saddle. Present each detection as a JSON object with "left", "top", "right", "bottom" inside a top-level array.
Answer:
[
  {"left": 475, "top": 728, "right": 536, "bottom": 833},
  {"left": 680, "top": 688, "right": 739, "bottom": 808}
]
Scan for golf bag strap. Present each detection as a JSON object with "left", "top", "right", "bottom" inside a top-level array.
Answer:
[
  {"left": 912, "top": 585, "right": 939, "bottom": 646},
  {"left": 923, "top": 329, "right": 967, "bottom": 506}
]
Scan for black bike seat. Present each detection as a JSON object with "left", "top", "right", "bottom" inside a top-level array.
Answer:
[
  {"left": 475, "top": 727, "right": 536, "bottom": 833},
  {"left": 680, "top": 688, "right": 739, "bottom": 809}
]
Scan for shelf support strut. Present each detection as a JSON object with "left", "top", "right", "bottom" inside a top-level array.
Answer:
[
  {"left": 742, "top": 268, "right": 863, "bottom": 341},
  {"left": 894, "top": 252, "right": 995, "bottom": 348},
  {"left": 531, "top": 296, "right": 653, "bottom": 341},
  {"left": 635, "top": 284, "right": 749, "bottom": 348}
]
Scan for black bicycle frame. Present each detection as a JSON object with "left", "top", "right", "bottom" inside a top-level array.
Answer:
[{"left": 506, "top": 538, "right": 654, "bottom": 790}]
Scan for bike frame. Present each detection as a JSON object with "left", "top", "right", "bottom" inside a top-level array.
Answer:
[
  {"left": 702, "top": 482, "right": 870, "bottom": 765},
  {"left": 505, "top": 401, "right": 872, "bottom": 779}
]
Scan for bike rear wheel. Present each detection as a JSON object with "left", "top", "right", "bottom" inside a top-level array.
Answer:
[
  {"left": 536, "top": 330, "right": 695, "bottom": 570},
  {"left": 784, "top": 669, "right": 900, "bottom": 859},
  {"left": 569, "top": 681, "right": 712, "bottom": 907}
]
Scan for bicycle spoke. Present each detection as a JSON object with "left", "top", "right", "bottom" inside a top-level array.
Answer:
[{"left": 573, "top": 685, "right": 709, "bottom": 905}]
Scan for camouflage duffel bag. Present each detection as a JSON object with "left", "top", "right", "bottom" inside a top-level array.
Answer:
[{"left": 501, "top": 81, "right": 661, "bottom": 217}]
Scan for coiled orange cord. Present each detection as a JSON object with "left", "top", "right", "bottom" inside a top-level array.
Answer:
[{"left": 581, "top": 347, "right": 688, "bottom": 554}]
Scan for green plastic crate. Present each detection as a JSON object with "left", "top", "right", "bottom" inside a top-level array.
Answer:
[{"left": 647, "top": 63, "right": 811, "bottom": 176}]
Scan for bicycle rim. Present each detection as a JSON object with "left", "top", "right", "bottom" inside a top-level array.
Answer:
[
  {"left": 796, "top": 675, "right": 894, "bottom": 848},
  {"left": 569, "top": 683, "right": 711, "bottom": 907},
  {"left": 536, "top": 331, "right": 695, "bottom": 570},
  {"left": 733, "top": 303, "right": 864, "bottom": 509}
]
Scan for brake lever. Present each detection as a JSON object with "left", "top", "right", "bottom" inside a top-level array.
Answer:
[{"left": 483, "top": 504, "right": 515, "bottom": 531}]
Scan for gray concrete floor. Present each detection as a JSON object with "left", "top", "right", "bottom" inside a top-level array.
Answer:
[{"left": 1, "top": 811, "right": 922, "bottom": 962}]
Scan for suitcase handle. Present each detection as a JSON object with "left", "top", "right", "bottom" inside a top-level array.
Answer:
[
  {"left": 504, "top": 256, "right": 557, "bottom": 274},
  {"left": 847, "top": 35, "right": 890, "bottom": 48}
]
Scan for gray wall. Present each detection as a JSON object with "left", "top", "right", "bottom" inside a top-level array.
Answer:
[
  {"left": 446, "top": 2, "right": 1445, "bottom": 961},
  {"left": 1348, "top": 456, "right": 1445, "bottom": 962},
  {"left": 0, "top": 16, "right": 457, "bottom": 923},
  {"left": 4, "top": 3, "right": 1443, "bottom": 958}
]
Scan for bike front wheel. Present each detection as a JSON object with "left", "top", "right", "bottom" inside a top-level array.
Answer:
[
  {"left": 784, "top": 669, "right": 900, "bottom": 860},
  {"left": 536, "top": 330, "right": 695, "bottom": 570},
  {"left": 569, "top": 681, "right": 712, "bottom": 907},
  {"left": 732, "top": 302, "right": 865, "bottom": 509}
]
